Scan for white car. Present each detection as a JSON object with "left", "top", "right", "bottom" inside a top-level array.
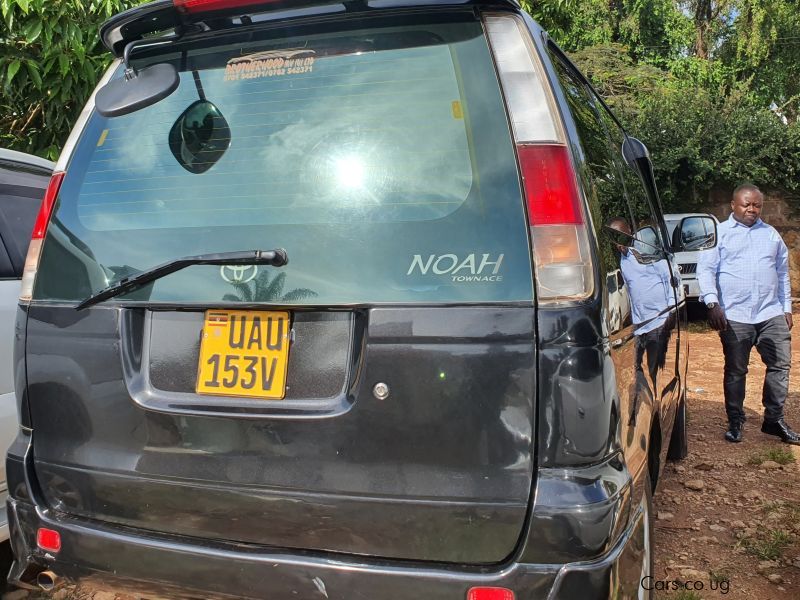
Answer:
[
  {"left": 0, "top": 148, "right": 54, "bottom": 571},
  {"left": 606, "top": 268, "right": 631, "bottom": 333},
  {"left": 664, "top": 212, "right": 719, "bottom": 300}
]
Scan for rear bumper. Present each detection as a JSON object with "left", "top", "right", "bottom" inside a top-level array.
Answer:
[{"left": 7, "top": 493, "right": 648, "bottom": 600}]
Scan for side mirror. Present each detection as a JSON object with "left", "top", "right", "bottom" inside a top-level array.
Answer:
[
  {"left": 621, "top": 136, "right": 649, "bottom": 166},
  {"left": 168, "top": 100, "right": 231, "bottom": 174},
  {"left": 675, "top": 215, "right": 717, "bottom": 251},
  {"left": 622, "top": 137, "right": 660, "bottom": 203},
  {"left": 633, "top": 225, "right": 664, "bottom": 261},
  {"left": 604, "top": 224, "right": 635, "bottom": 248},
  {"left": 603, "top": 223, "right": 664, "bottom": 260}
]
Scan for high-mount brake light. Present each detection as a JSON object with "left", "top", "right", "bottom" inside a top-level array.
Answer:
[
  {"left": 20, "top": 172, "right": 64, "bottom": 303},
  {"left": 173, "top": 0, "right": 279, "bottom": 13},
  {"left": 485, "top": 14, "right": 594, "bottom": 301}
]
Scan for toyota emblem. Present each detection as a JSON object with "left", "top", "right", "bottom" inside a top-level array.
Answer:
[{"left": 220, "top": 265, "right": 258, "bottom": 284}]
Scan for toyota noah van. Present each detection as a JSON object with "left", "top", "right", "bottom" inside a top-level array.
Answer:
[
  {"left": 0, "top": 148, "right": 54, "bottom": 582},
  {"left": 7, "top": 1, "right": 692, "bottom": 598}
]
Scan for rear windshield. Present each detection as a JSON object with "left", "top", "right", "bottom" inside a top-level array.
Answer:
[{"left": 36, "top": 15, "right": 533, "bottom": 306}]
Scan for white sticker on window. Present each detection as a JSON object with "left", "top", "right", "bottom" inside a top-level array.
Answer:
[{"left": 224, "top": 49, "right": 316, "bottom": 81}]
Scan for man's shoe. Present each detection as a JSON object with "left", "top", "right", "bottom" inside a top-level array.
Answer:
[
  {"left": 761, "top": 419, "right": 800, "bottom": 445},
  {"left": 725, "top": 421, "right": 743, "bottom": 443}
]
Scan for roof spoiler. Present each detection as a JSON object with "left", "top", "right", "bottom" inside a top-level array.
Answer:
[{"left": 100, "top": 0, "right": 521, "bottom": 57}]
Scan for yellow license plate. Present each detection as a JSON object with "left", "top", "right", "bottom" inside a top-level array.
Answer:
[{"left": 196, "top": 310, "right": 291, "bottom": 399}]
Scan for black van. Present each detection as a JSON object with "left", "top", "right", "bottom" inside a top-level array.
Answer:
[{"left": 7, "top": 1, "right": 700, "bottom": 598}]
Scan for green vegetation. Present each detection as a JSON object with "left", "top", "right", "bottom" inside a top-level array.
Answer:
[
  {"left": 764, "top": 500, "right": 800, "bottom": 525},
  {"left": 747, "top": 447, "right": 797, "bottom": 465},
  {"left": 735, "top": 500, "right": 798, "bottom": 560},
  {"left": 1, "top": 0, "right": 145, "bottom": 159},
  {"left": 3, "top": 0, "right": 800, "bottom": 213},
  {"left": 657, "top": 591, "right": 703, "bottom": 600},
  {"left": 738, "top": 529, "right": 792, "bottom": 560},
  {"left": 709, "top": 570, "right": 730, "bottom": 584},
  {"left": 524, "top": 1, "right": 800, "bottom": 211},
  {"left": 685, "top": 321, "right": 711, "bottom": 334}
]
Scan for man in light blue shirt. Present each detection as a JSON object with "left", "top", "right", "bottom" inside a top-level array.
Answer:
[
  {"left": 608, "top": 217, "right": 677, "bottom": 399},
  {"left": 620, "top": 246, "right": 676, "bottom": 337},
  {"left": 698, "top": 184, "right": 799, "bottom": 444}
]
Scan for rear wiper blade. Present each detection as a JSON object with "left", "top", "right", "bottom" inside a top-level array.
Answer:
[{"left": 76, "top": 249, "right": 288, "bottom": 310}]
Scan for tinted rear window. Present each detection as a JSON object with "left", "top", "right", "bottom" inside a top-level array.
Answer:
[{"left": 37, "top": 15, "right": 533, "bottom": 305}]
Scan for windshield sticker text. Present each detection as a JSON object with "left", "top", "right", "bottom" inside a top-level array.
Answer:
[
  {"left": 407, "top": 253, "right": 504, "bottom": 283},
  {"left": 225, "top": 49, "right": 316, "bottom": 81}
]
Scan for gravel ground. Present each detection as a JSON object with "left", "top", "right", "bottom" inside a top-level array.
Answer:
[{"left": 652, "top": 322, "right": 800, "bottom": 599}]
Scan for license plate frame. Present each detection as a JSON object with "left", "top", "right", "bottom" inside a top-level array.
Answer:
[{"left": 196, "top": 309, "right": 291, "bottom": 400}]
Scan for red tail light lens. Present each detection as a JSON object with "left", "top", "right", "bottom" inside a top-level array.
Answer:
[
  {"left": 21, "top": 171, "right": 64, "bottom": 302},
  {"left": 518, "top": 144, "right": 582, "bottom": 226},
  {"left": 173, "top": 0, "right": 279, "bottom": 13},
  {"left": 32, "top": 172, "right": 65, "bottom": 240},
  {"left": 37, "top": 528, "right": 61, "bottom": 553},
  {"left": 467, "top": 588, "right": 515, "bottom": 600},
  {"left": 517, "top": 144, "right": 593, "bottom": 300},
  {"left": 485, "top": 14, "right": 594, "bottom": 302}
]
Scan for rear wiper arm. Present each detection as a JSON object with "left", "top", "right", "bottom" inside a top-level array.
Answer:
[{"left": 76, "top": 249, "right": 288, "bottom": 310}]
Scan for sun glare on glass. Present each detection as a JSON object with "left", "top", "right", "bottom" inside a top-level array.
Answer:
[{"left": 334, "top": 156, "right": 366, "bottom": 189}]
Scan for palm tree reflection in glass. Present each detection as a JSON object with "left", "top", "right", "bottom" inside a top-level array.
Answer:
[{"left": 222, "top": 271, "right": 316, "bottom": 303}]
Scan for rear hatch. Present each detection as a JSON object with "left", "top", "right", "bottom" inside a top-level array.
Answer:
[{"left": 24, "top": 6, "right": 537, "bottom": 563}]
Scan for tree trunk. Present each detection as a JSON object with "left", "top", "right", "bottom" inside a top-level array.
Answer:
[{"left": 694, "top": 0, "right": 713, "bottom": 58}]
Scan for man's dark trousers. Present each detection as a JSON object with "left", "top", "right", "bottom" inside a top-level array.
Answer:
[{"left": 720, "top": 315, "right": 791, "bottom": 425}]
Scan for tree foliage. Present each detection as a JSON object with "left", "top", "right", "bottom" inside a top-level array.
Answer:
[
  {"left": 532, "top": 0, "right": 800, "bottom": 209},
  {"left": 1, "top": 0, "right": 800, "bottom": 211},
  {"left": 0, "top": 0, "right": 144, "bottom": 160}
]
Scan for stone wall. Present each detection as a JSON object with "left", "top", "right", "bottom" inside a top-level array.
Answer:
[
  {"left": 706, "top": 187, "right": 796, "bottom": 226},
  {"left": 780, "top": 229, "right": 800, "bottom": 299},
  {"left": 704, "top": 187, "right": 800, "bottom": 298}
]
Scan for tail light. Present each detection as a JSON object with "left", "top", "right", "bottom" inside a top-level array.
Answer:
[
  {"left": 467, "top": 588, "right": 515, "bottom": 600},
  {"left": 37, "top": 527, "right": 62, "bottom": 553},
  {"left": 518, "top": 144, "right": 593, "bottom": 298},
  {"left": 20, "top": 172, "right": 64, "bottom": 303},
  {"left": 485, "top": 15, "right": 594, "bottom": 302}
]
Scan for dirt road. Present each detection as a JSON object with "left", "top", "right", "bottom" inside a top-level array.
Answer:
[{"left": 652, "top": 324, "right": 800, "bottom": 599}]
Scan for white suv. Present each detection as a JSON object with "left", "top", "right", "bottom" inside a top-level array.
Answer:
[
  {"left": 665, "top": 212, "right": 719, "bottom": 300},
  {"left": 0, "top": 148, "right": 54, "bottom": 571}
]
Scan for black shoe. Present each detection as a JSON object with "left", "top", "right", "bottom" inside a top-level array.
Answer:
[
  {"left": 725, "top": 421, "right": 743, "bottom": 443},
  {"left": 761, "top": 419, "right": 800, "bottom": 445}
]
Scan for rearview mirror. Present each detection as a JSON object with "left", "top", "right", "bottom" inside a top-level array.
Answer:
[
  {"left": 168, "top": 100, "right": 231, "bottom": 174},
  {"left": 96, "top": 63, "right": 179, "bottom": 118},
  {"left": 675, "top": 216, "right": 717, "bottom": 251}
]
